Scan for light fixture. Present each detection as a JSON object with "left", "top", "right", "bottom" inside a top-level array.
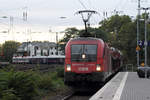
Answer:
[
  {"left": 82, "top": 54, "right": 86, "bottom": 59},
  {"left": 66, "top": 64, "right": 71, "bottom": 71},
  {"left": 96, "top": 64, "right": 101, "bottom": 71}
]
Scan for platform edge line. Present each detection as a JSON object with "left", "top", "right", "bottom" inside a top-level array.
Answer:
[
  {"left": 89, "top": 72, "right": 123, "bottom": 100},
  {"left": 112, "top": 72, "right": 128, "bottom": 100}
]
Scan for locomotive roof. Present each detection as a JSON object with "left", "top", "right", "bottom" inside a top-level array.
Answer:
[{"left": 70, "top": 37, "right": 103, "bottom": 41}]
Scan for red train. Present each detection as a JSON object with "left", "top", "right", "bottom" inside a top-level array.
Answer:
[{"left": 64, "top": 37, "right": 122, "bottom": 86}]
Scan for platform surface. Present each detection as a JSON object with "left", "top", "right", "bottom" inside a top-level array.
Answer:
[{"left": 90, "top": 72, "right": 150, "bottom": 100}]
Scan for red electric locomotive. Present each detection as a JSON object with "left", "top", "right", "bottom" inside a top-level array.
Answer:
[{"left": 64, "top": 37, "right": 122, "bottom": 86}]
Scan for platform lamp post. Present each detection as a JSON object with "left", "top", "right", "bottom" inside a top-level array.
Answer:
[
  {"left": 140, "top": 7, "right": 150, "bottom": 66},
  {"left": 137, "top": 0, "right": 140, "bottom": 67}
]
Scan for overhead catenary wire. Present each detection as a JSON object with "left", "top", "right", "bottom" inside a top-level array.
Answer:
[
  {"left": 114, "top": 0, "right": 126, "bottom": 10},
  {"left": 0, "top": 0, "right": 31, "bottom": 42},
  {"left": 78, "top": 0, "right": 87, "bottom": 9},
  {"left": 77, "top": 0, "right": 102, "bottom": 27},
  {"left": 87, "top": 0, "right": 102, "bottom": 25},
  {"left": 88, "top": 0, "right": 92, "bottom": 9}
]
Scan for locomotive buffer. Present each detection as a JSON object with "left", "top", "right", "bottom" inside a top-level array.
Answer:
[{"left": 90, "top": 72, "right": 150, "bottom": 100}]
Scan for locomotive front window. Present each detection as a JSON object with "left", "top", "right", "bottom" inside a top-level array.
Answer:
[
  {"left": 71, "top": 44, "right": 97, "bottom": 62},
  {"left": 71, "top": 45, "right": 83, "bottom": 55},
  {"left": 84, "top": 45, "right": 97, "bottom": 55}
]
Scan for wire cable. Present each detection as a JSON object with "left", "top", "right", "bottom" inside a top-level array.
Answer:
[
  {"left": 78, "top": 0, "right": 87, "bottom": 9},
  {"left": 88, "top": 0, "right": 92, "bottom": 10}
]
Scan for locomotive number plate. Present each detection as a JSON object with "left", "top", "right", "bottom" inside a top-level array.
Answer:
[{"left": 78, "top": 67, "right": 88, "bottom": 71}]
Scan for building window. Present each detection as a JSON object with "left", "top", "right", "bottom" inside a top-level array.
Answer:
[
  {"left": 55, "top": 52, "right": 57, "bottom": 55},
  {"left": 35, "top": 46, "right": 39, "bottom": 50}
]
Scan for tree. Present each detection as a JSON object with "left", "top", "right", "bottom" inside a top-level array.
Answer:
[
  {"left": 99, "top": 15, "right": 137, "bottom": 64},
  {"left": 100, "top": 15, "right": 131, "bottom": 33},
  {"left": 119, "top": 22, "right": 137, "bottom": 64},
  {"left": 0, "top": 45, "right": 4, "bottom": 61},
  {"left": 59, "top": 28, "right": 79, "bottom": 53},
  {"left": 2, "top": 41, "right": 20, "bottom": 62}
]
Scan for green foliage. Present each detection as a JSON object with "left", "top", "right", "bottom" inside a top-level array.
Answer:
[
  {"left": 119, "top": 22, "right": 137, "bottom": 62},
  {"left": 2, "top": 41, "right": 20, "bottom": 62},
  {"left": 50, "top": 72, "right": 65, "bottom": 91},
  {"left": 60, "top": 27, "right": 79, "bottom": 43},
  {"left": 0, "top": 65, "right": 66, "bottom": 100},
  {"left": 98, "top": 15, "right": 136, "bottom": 64},
  {"left": 99, "top": 14, "right": 150, "bottom": 65},
  {"left": 35, "top": 70, "right": 66, "bottom": 97},
  {"left": 59, "top": 28, "right": 79, "bottom": 53},
  {"left": 0, "top": 45, "right": 4, "bottom": 61},
  {"left": 88, "top": 27, "right": 109, "bottom": 41},
  {"left": 1, "top": 89, "right": 21, "bottom": 100},
  {"left": 100, "top": 15, "right": 131, "bottom": 33},
  {"left": 56, "top": 67, "right": 64, "bottom": 78},
  {"left": 36, "top": 73, "right": 53, "bottom": 90},
  {"left": 0, "top": 69, "right": 38, "bottom": 100}
]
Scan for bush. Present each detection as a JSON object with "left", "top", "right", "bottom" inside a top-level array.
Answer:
[
  {"left": 56, "top": 67, "right": 64, "bottom": 78},
  {"left": 1, "top": 89, "right": 20, "bottom": 100},
  {"left": 49, "top": 72, "right": 65, "bottom": 91},
  {"left": 0, "top": 69, "right": 38, "bottom": 100},
  {"left": 37, "top": 74, "right": 53, "bottom": 90},
  {"left": 0, "top": 66, "right": 66, "bottom": 100}
]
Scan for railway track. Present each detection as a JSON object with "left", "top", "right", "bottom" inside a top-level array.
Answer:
[
  {"left": 62, "top": 71, "right": 119, "bottom": 100},
  {"left": 62, "top": 91, "right": 94, "bottom": 100},
  {"left": 1, "top": 64, "right": 63, "bottom": 73},
  {"left": 61, "top": 92, "right": 75, "bottom": 100}
]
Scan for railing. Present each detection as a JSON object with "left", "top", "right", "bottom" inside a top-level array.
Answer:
[{"left": 125, "top": 64, "right": 134, "bottom": 72}]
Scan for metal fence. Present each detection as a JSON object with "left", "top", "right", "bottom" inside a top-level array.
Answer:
[{"left": 125, "top": 64, "right": 135, "bottom": 72}]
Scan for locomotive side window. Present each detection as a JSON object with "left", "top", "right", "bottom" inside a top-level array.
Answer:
[{"left": 71, "top": 44, "right": 97, "bottom": 62}]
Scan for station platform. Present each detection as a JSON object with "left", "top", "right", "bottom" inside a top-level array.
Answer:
[{"left": 90, "top": 72, "right": 150, "bottom": 100}]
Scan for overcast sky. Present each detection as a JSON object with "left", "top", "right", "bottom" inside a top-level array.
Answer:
[{"left": 0, "top": 0, "right": 149, "bottom": 43}]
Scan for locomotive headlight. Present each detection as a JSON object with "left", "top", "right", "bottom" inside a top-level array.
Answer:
[
  {"left": 82, "top": 54, "right": 86, "bottom": 59},
  {"left": 66, "top": 64, "right": 71, "bottom": 71},
  {"left": 96, "top": 64, "right": 101, "bottom": 71}
]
